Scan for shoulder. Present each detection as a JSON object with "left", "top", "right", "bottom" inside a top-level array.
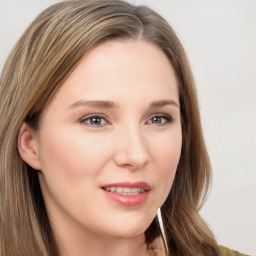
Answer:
[{"left": 219, "top": 245, "right": 250, "bottom": 256}]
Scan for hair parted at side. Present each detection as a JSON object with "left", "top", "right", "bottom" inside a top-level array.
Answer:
[{"left": 0, "top": 0, "right": 219, "bottom": 255}]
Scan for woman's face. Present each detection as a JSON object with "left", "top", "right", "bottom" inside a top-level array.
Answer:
[{"left": 35, "top": 40, "right": 182, "bottom": 240}]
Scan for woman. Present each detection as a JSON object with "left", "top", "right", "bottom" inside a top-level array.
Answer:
[{"left": 0, "top": 0, "right": 247, "bottom": 255}]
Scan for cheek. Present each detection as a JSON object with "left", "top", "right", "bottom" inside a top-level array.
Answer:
[
  {"left": 38, "top": 128, "right": 109, "bottom": 177},
  {"left": 37, "top": 128, "right": 116, "bottom": 222},
  {"left": 150, "top": 129, "right": 182, "bottom": 203},
  {"left": 152, "top": 126, "right": 182, "bottom": 170},
  {"left": 37, "top": 128, "right": 114, "bottom": 203}
]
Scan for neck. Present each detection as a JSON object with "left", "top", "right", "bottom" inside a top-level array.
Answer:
[
  {"left": 49, "top": 215, "right": 150, "bottom": 256},
  {"left": 56, "top": 229, "right": 150, "bottom": 256}
]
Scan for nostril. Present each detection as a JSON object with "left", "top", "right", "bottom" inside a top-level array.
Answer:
[{"left": 113, "top": 152, "right": 149, "bottom": 169}]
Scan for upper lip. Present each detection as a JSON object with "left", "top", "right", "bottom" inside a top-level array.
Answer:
[{"left": 101, "top": 181, "right": 151, "bottom": 191}]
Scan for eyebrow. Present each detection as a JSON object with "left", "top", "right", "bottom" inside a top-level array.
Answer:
[
  {"left": 68, "top": 99, "right": 179, "bottom": 109},
  {"left": 150, "top": 99, "right": 179, "bottom": 108},
  {"left": 68, "top": 100, "right": 117, "bottom": 109}
]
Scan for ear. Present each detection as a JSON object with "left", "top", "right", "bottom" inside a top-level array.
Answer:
[{"left": 18, "top": 123, "right": 42, "bottom": 170}]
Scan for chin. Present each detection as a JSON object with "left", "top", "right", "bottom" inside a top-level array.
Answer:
[{"left": 100, "top": 215, "right": 153, "bottom": 240}]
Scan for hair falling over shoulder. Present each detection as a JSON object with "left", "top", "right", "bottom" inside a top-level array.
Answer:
[{"left": 0, "top": 0, "right": 219, "bottom": 255}]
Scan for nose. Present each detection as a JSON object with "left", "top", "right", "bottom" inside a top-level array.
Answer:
[{"left": 113, "top": 125, "right": 150, "bottom": 170}]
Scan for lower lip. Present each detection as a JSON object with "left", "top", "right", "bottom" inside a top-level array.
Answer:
[{"left": 102, "top": 189, "right": 150, "bottom": 206}]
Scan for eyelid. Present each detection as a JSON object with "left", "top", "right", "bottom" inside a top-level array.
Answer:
[
  {"left": 79, "top": 113, "right": 110, "bottom": 127},
  {"left": 79, "top": 112, "right": 174, "bottom": 127},
  {"left": 146, "top": 113, "right": 174, "bottom": 125}
]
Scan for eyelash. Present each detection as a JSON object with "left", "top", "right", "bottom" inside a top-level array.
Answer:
[
  {"left": 147, "top": 114, "right": 173, "bottom": 125},
  {"left": 79, "top": 113, "right": 174, "bottom": 128},
  {"left": 79, "top": 114, "right": 109, "bottom": 128}
]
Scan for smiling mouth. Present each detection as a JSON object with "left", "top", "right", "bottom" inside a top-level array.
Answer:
[
  {"left": 102, "top": 187, "right": 145, "bottom": 195},
  {"left": 100, "top": 182, "right": 151, "bottom": 206}
]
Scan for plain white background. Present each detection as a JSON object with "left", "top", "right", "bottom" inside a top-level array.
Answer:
[{"left": 0, "top": 0, "right": 255, "bottom": 255}]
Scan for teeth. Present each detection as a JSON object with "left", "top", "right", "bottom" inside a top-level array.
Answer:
[
  {"left": 103, "top": 187, "right": 145, "bottom": 195},
  {"left": 116, "top": 187, "right": 123, "bottom": 193}
]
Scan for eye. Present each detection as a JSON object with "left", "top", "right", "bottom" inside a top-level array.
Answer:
[
  {"left": 80, "top": 114, "right": 109, "bottom": 127},
  {"left": 147, "top": 114, "right": 173, "bottom": 125}
]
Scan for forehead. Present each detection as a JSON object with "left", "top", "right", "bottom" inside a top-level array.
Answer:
[{"left": 46, "top": 40, "right": 178, "bottom": 110}]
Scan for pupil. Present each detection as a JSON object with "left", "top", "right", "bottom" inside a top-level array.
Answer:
[
  {"left": 153, "top": 117, "right": 161, "bottom": 123},
  {"left": 91, "top": 117, "right": 101, "bottom": 124}
]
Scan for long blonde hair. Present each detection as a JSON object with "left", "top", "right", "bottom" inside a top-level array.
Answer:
[{"left": 0, "top": 0, "right": 219, "bottom": 255}]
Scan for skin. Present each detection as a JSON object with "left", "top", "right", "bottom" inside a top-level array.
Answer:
[{"left": 19, "top": 40, "right": 182, "bottom": 256}]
